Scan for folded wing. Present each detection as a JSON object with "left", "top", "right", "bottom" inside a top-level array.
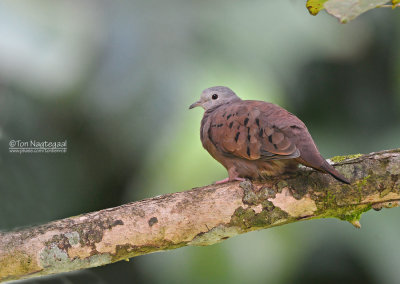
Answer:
[{"left": 208, "top": 101, "right": 300, "bottom": 161}]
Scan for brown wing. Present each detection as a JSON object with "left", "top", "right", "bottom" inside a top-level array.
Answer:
[{"left": 208, "top": 101, "right": 300, "bottom": 161}]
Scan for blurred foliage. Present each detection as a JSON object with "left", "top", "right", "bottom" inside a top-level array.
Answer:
[
  {"left": 307, "top": 0, "right": 398, "bottom": 23},
  {"left": 307, "top": 0, "right": 329, "bottom": 15},
  {"left": 0, "top": 0, "right": 399, "bottom": 283}
]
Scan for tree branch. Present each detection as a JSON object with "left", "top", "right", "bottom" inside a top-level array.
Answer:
[{"left": 1, "top": 149, "right": 399, "bottom": 282}]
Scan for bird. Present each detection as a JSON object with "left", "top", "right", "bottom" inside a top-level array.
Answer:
[{"left": 189, "top": 86, "right": 350, "bottom": 184}]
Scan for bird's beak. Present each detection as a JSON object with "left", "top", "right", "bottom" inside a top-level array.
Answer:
[{"left": 189, "top": 100, "right": 201, "bottom": 109}]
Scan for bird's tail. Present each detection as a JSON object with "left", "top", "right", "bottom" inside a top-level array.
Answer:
[
  {"left": 296, "top": 156, "right": 350, "bottom": 184},
  {"left": 320, "top": 161, "right": 350, "bottom": 184}
]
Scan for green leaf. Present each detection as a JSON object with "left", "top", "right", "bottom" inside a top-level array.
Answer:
[
  {"left": 306, "top": 0, "right": 328, "bottom": 15},
  {"left": 324, "top": 0, "right": 391, "bottom": 23}
]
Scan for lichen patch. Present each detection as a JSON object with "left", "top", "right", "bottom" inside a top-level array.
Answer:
[
  {"left": 269, "top": 187, "right": 317, "bottom": 217},
  {"left": 39, "top": 245, "right": 111, "bottom": 273},
  {"left": 65, "top": 232, "right": 80, "bottom": 246}
]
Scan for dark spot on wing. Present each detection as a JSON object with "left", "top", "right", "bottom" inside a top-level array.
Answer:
[
  {"left": 217, "top": 124, "right": 223, "bottom": 127},
  {"left": 247, "top": 134, "right": 251, "bottom": 141},
  {"left": 268, "top": 135, "right": 273, "bottom": 143},
  {"left": 259, "top": 128, "right": 263, "bottom": 137},
  {"left": 273, "top": 144, "right": 278, "bottom": 150},
  {"left": 255, "top": 118, "right": 260, "bottom": 127},
  {"left": 247, "top": 146, "right": 251, "bottom": 156},
  {"left": 244, "top": 118, "right": 249, "bottom": 126},
  {"left": 222, "top": 112, "right": 226, "bottom": 117},
  {"left": 229, "top": 122, "right": 233, "bottom": 128},
  {"left": 227, "top": 114, "right": 232, "bottom": 119},
  {"left": 235, "top": 132, "right": 240, "bottom": 142}
]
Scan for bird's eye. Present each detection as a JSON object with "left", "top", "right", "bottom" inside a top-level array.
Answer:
[{"left": 212, "top": 94, "right": 218, "bottom": 100}]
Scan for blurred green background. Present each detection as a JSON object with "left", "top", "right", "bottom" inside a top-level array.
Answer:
[{"left": 0, "top": 0, "right": 399, "bottom": 283}]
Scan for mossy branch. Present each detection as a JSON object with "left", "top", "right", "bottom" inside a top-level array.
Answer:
[{"left": 1, "top": 149, "right": 399, "bottom": 282}]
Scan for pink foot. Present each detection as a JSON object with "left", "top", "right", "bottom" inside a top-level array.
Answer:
[
  {"left": 215, "top": 177, "right": 230, "bottom": 184},
  {"left": 215, "top": 177, "right": 246, "bottom": 184}
]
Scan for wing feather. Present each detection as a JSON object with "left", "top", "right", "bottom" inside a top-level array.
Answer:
[{"left": 208, "top": 101, "right": 300, "bottom": 161}]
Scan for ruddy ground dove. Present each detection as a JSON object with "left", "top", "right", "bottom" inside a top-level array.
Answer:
[{"left": 189, "top": 86, "right": 350, "bottom": 184}]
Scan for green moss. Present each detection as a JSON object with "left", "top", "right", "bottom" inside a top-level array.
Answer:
[
  {"left": 240, "top": 181, "right": 277, "bottom": 206},
  {"left": 330, "top": 154, "right": 363, "bottom": 163},
  {"left": 323, "top": 191, "right": 336, "bottom": 208},
  {"left": 276, "top": 181, "right": 288, "bottom": 190},
  {"left": 229, "top": 205, "right": 289, "bottom": 230},
  {"left": 240, "top": 181, "right": 258, "bottom": 205},
  {"left": 0, "top": 251, "right": 40, "bottom": 281},
  {"left": 111, "top": 244, "right": 134, "bottom": 262},
  {"left": 319, "top": 204, "right": 371, "bottom": 223},
  {"left": 111, "top": 242, "right": 186, "bottom": 262},
  {"left": 349, "top": 175, "right": 370, "bottom": 202},
  {"left": 315, "top": 178, "right": 372, "bottom": 225}
]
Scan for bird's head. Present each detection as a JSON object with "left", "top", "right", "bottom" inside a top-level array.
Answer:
[{"left": 189, "top": 86, "right": 241, "bottom": 111}]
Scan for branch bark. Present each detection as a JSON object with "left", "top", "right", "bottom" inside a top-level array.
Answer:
[{"left": 1, "top": 149, "right": 399, "bottom": 282}]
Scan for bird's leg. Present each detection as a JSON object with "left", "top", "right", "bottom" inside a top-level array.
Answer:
[
  {"left": 231, "top": 177, "right": 246, "bottom": 182},
  {"left": 215, "top": 177, "right": 246, "bottom": 184},
  {"left": 215, "top": 177, "right": 230, "bottom": 184},
  {"left": 215, "top": 167, "right": 246, "bottom": 184}
]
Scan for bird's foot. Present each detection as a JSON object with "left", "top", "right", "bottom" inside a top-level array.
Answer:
[{"left": 215, "top": 177, "right": 246, "bottom": 184}]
